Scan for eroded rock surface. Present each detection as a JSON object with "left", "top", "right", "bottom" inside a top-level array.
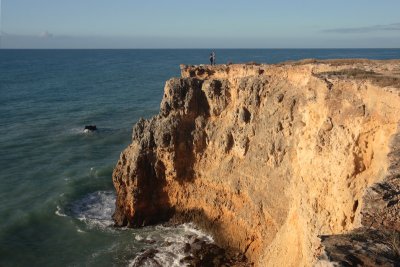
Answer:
[{"left": 113, "top": 60, "right": 400, "bottom": 266}]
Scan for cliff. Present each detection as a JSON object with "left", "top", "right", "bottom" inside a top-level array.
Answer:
[{"left": 112, "top": 59, "right": 400, "bottom": 266}]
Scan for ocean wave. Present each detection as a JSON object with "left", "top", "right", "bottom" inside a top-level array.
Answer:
[
  {"left": 68, "top": 191, "right": 115, "bottom": 230},
  {"left": 129, "top": 223, "right": 214, "bottom": 267},
  {"left": 55, "top": 205, "right": 67, "bottom": 217},
  {"left": 88, "top": 166, "right": 113, "bottom": 179},
  {"left": 61, "top": 191, "right": 216, "bottom": 265},
  {"left": 67, "top": 126, "right": 118, "bottom": 136},
  {"left": 76, "top": 227, "right": 86, "bottom": 233},
  {"left": 68, "top": 127, "right": 90, "bottom": 135}
]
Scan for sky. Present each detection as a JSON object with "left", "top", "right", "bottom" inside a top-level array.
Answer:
[{"left": 1, "top": 0, "right": 400, "bottom": 48}]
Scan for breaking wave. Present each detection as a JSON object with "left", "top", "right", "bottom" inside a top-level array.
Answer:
[
  {"left": 129, "top": 223, "right": 214, "bottom": 267},
  {"left": 68, "top": 191, "right": 115, "bottom": 229}
]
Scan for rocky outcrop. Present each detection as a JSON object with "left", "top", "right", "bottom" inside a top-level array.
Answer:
[{"left": 113, "top": 60, "right": 400, "bottom": 266}]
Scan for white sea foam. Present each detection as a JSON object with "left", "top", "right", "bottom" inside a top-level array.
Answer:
[
  {"left": 90, "top": 242, "right": 118, "bottom": 260},
  {"left": 70, "top": 191, "right": 116, "bottom": 230},
  {"left": 67, "top": 191, "right": 215, "bottom": 265},
  {"left": 55, "top": 205, "right": 67, "bottom": 217},
  {"left": 68, "top": 126, "right": 100, "bottom": 136},
  {"left": 134, "top": 234, "right": 144, "bottom": 241},
  {"left": 76, "top": 227, "right": 86, "bottom": 233},
  {"left": 129, "top": 223, "right": 214, "bottom": 267},
  {"left": 68, "top": 127, "right": 86, "bottom": 135}
]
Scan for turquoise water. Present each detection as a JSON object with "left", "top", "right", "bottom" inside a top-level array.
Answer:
[{"left": 1, "top": 49, "right": 400, "bottom": 266}]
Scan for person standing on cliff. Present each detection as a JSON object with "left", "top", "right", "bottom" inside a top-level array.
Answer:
[
  {"left": 212, "top": 51, "right": 216, "bottom": 65},
  {"left": 209, "top": 51, "right": 216, "bottom": 65}
]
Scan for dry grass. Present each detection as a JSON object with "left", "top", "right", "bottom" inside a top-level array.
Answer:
[
  {"left": 316, "top": 68, "right": 400, "bottom": 89},
  {"left": 245, "top": 61, "right": 261, "bottom": 66},
  {"left": 388, "top": 231, "right": 400, "bottom": 258},
  {"left": 281, "top": 58, "right": 400, "bottom": 66}
]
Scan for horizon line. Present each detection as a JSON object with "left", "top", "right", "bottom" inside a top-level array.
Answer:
[{"left": 1, "top": 47, "right": 400, "bottom": 50}]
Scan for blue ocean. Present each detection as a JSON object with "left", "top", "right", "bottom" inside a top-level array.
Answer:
[{"left": 1, "top": 49, "right": 400, "bottom": 266}]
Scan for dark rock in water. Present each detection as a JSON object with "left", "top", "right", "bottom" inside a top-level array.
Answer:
[
  {"left": 130, "top": 223, "right": 249, "bottom": 267},
  {"left": 179, "top": 238, "right": 249, "bottom": 267},
  {"left": 180, "top": 255, "right": 194, "bottom": 263},
  {"left": 183, "top": 242, "right": 191, "bottom": 253},
  {"left": 143, "top": 238, "right": 156, "bottom": 244},
  {"left": 84, "top": 125, "right": 97, "bottom": 132},
  {"left": 131, "top": 248, "right": 161, "bottom": 267}
]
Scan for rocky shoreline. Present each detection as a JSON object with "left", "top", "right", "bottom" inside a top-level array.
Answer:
[{"left": 131, "top": 228, "right": 249, "bottom": 267}]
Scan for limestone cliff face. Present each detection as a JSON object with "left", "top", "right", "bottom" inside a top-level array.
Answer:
[{"left": 113, "top": 60, "right": 400, "bottom": 266}]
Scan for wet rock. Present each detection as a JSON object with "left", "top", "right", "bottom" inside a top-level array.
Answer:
[
  {"left": 131, "top": 248, "right": 161, "bottom": 267},
  {"left": 84, "top": 125, "right": 97, "bottom": 132},
  {"left": 183, "top": 242, "right": 191, "bottom": 253},
  {"left": 179, "top": 239, "right": 247, "bottom": 267},
  {"left": 143, "top": 239, "right": 156, "bottom": 244}
]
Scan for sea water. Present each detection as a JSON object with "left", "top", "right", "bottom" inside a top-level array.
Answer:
[{"left": 1, "top": 49, "right": 400, "bottom": 266}]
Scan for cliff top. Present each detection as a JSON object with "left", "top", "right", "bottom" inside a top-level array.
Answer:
[
  {"left": 180, "top": 59, "right": 400, "bottom": 91},
  {"left": 180, "top": 58, "right": 400, "bottom": 70}
]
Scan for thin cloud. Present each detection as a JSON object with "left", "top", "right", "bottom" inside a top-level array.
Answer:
[
  {"left": 39, "top": 31, "right": 54, "bottom": 38},
  {"left": 322, "top": 23, "right": 400, "bottom": 34}
]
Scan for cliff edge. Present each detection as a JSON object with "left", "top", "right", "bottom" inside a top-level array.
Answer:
[{"left": 113, "top": 59, "right": 400, "bottom": 266}]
